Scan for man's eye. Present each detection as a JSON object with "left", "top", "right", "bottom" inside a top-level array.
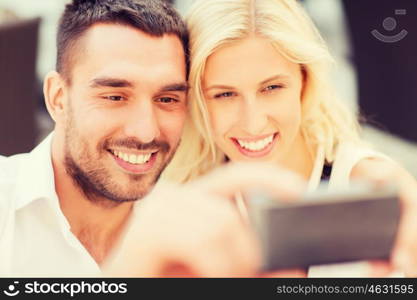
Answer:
[
  {"left": 214, "top": 92, "right": 235, "bottom": 99},
  {"left": 104, "top": 95, "right": 124, "bottom": 101},
  {"left": 156, "top": 97, "right": 178, "bottom": 103}
]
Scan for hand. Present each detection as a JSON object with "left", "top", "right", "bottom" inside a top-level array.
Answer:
[
  {"left": 391, "top": 188, "right": 417, "bottom": 277},
  {"left": 104, "top": 183, "right": 260, "bottom": 277},
  {"left": 351, "top": 158, "right": 417, "bottom": 277},
  {"left": 103, "top": 163, "right": 306, "bottom": 277}
]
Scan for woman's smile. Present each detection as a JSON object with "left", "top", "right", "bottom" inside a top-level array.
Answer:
[{"left": 230, "top": 132, "right": 278, "bottom": 158}]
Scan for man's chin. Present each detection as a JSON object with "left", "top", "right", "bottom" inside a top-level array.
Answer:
[
  {"left": 103, "top": 170, "right": 161, "bottom": 203},
  {"left": 85, "top": 187, "right": 146, "bottom": 208},
  {"left": 109, "top": 185, "right": 155, "bottom": 203}
]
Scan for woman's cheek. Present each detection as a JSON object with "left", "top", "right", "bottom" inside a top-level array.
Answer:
[{"left": 208, "top": 103, "right": 235, "bottom": 137}]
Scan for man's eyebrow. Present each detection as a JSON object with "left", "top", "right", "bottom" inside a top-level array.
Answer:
[
  {"left": 159, "top": 82, "right": 189, "bottom": 93},
  {"left": 89, "top": 77, "right": 134, "bottom": 88}
]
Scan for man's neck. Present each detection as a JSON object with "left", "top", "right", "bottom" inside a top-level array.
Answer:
[{"left": 51, "top": 139, "right": 134, "bottom": 265}]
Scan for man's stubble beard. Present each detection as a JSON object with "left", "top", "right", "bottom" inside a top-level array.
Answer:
[{"left": 63, "top": 106, "right": 177, "bottom": 207}]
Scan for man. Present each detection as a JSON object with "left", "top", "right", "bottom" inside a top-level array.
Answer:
[
  {"left": 0, "top": 0, "right": 302, "bottom": 277},
  {"left": 0, "top": 0, "right": 189, "bottom": 276}
]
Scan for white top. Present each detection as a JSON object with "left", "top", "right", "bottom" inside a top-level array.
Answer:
[
  {"left": 307, "top": 142, "right": 388, "bottom": 193},
  {"left": 306, "top": 142, "right": 399, "bottom": 277},
  {"left": 0, "top": 133, "right": 102, "bottom": 276},
  {"left": 0, "top": 133, "right": 154, "bottom": 277}
]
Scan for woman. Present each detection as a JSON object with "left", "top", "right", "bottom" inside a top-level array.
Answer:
[{"left": 163, "top": 0, "right": 417, "bottom": 276}]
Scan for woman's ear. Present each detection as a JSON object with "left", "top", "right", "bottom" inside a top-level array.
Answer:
[{"left": 43, "top": 71, "right": 67, "bottom": 124}]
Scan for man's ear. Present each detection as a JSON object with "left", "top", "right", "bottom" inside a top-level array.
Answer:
[{"left": 43, "top": 71, "right": 67, "bottom": 124}]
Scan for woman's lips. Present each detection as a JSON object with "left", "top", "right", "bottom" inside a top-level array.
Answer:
[{"left": 231, "top": 133, "right": 278, "bottom": 158}]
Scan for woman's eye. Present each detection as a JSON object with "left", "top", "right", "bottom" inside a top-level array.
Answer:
[
  {"left": 156, "top": 97, "right": 178, "bottom": 103},
  {"left": 263, "top": 84, "right": 283, "bottom": 92},
  {"left": 214, "top": 92, "right": 235, "bottom": 99},
  {"left": 105, "top": 95, "right": 124, "bottom": 101}
]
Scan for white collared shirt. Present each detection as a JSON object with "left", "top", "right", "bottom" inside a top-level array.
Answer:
[{"left": 0, "top": 133, "right": 102, "bottom": 277}]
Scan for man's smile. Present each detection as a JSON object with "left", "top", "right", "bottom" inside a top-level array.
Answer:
[{"left": 108, "top": 149, "right": 158, "bottom": 173}]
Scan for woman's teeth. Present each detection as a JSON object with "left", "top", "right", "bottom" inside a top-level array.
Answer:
[
  {"left": 236, "top": 134, "right": 274, "bottom": 151},
  {"left": 112, "top": 150, "right": 152, "bottom": 164}
]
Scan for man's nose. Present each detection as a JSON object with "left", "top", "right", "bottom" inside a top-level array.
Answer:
[
  {"left": 123, "top": 100, "right": 160, "bottom": 144},
  {"left": 239, "top": 96, "right": 268, "bottom": 135}
]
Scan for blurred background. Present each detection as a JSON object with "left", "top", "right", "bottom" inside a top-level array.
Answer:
[{"left": 0, "top": 0, "right": 416, "bottom": 177}]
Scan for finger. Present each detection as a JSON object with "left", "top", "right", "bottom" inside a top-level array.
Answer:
[
  {"left": 223, "top": 222, "right": 262, "bottom": 277},
  {"left": 391, "top": 206, "right": 417, "bottom": 277},
  {"left": 103, "top": 241, "right": 166, "bottom": 277},
  {"left": 178, "top": 206, "right": 261, "bottom": 277},
  {"left": 389, "top": 180, "right": 417, "bottom": 277},
  {"left": 161, "top": 263, "right": 198, "bottom": 277},
  {"left": 154, "top": 225, "right": 259, "bottom": 277},
  {"left": 180, "top": 244, "right": 257, "bottom": 277},
  {"left": 190, "top": 162, "right": 306, "bottom": 200},
  {"left": 259, "top": 269, "right": 307, "bottom": 278},
  {"left": 367, "top": 260, "right": 394, "bottom": 277}
]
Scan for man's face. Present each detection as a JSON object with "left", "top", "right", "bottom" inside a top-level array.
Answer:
[{"left": 61, "top": 24, "right": 187, "bottom": 204}]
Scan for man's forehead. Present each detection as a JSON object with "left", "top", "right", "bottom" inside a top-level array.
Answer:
[
  {"left": 69, "top": 23, "right": 186, "bottom": 86},
  {"left": 82, "top": 23, "right": 184, "bottom": 57}
]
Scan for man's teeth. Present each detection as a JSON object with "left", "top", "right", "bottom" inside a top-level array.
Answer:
[
  {"left": 237, "top": 135, "right": 274, "bottom": 151},
  {"left": 113, "top": 151, "right": 152, "bottom": 164}
]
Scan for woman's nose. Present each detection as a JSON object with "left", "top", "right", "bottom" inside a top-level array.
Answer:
[{"left": 239, "top": 97, "right": 268, "bottom": 136}]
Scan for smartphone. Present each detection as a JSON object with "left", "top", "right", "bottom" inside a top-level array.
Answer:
[{"left": 246, "top": 186, "right": 401, "bottom": 271}]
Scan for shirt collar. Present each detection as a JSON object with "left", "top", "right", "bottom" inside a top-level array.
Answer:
[{"left": 15, "top": 132, "right": 58, "bottom": 210}]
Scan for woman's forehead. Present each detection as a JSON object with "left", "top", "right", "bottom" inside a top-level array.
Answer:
[{"left": 203, "top": 36, "right": 300, "bottom": 87}]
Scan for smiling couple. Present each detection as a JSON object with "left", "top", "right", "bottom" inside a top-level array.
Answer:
[{"left": 0, "top": 0, "right": 416, "bottom": 278}]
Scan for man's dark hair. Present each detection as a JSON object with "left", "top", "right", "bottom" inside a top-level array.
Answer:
[{"left": 56, "top": 0, "right": 189, "bottom": 82}]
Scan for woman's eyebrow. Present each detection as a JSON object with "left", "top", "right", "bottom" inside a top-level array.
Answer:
[
  {"left": 259, "top": 74, "right": 290, "bottom": 86},
  {"left": 204, "top": 74, "right": 291, "bottom": 91},
  {"left": 203, "top": 84, "right": 235, "bottom": 92}
]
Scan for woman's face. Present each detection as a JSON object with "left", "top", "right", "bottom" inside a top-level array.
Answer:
[{"left": 202, "top": 36, "right": 304, "bottom": 163}]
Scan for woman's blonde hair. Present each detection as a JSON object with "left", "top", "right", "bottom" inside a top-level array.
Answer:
[{"left": 162, "top": 0, "right": 362, "bottom": 183}]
